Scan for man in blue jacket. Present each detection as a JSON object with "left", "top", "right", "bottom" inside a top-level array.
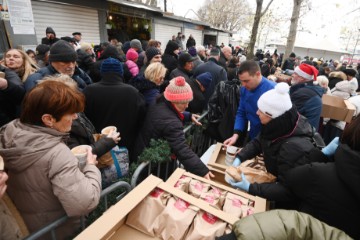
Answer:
[
  {"left": 290, "top": 63, "right": 323, "bottom": 130},
  {"left": 224, "top": 60, "right": 276, "bottom": 147}
]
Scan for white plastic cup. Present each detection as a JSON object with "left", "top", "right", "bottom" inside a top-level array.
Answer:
[
  {"left": 225, "top": 146, "right": 238, "bottom": 166},
  {"left": 71, "top": 145, "right": 91, "bottom": 171},
  {"left": 101, "top": 126, "right": 117, "bottom": 136}
]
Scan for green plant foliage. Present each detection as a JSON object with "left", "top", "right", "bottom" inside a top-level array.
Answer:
[{"left": 138, "top": 138, "right": 171, "bottom": 164}]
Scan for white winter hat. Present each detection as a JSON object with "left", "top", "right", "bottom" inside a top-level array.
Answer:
[{"left": 257, "top": 82, "right": 292, "bottom": 118}]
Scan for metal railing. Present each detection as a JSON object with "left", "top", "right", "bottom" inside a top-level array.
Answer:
[
  {"left": 131, "top": 111, "right": 210, "bottom": 188},
  {"left": 24, "top": 181, "right": 132, "bottom": 240}
]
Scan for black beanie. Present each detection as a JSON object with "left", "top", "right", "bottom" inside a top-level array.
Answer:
[
  {"left": 49, "top": 40, "right": 77, "bottom": 62},
  {"left": 146, "top": 47, "right": 161, "bottom": 62}
]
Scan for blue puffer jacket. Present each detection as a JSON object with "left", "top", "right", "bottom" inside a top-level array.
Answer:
[{"left": 24, "top": 64, "right": 92, "bottom": 91}]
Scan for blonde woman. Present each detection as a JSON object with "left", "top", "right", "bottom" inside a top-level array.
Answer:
[
  {"left": 2, "top": 49, "right": 38, "bottom": 82},
  {"left": 130, "top": 62, "right": 167, "bottom": 106}
]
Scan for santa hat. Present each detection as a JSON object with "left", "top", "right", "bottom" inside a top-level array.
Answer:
[
  {"left": 257, "top": 82, "right": 292, "bottom": 118},
  {"left": 294, "top": 63, "right": 318, "bottom": 81}
]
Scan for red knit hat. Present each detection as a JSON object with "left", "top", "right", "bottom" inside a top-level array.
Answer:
[
  {"left": 126, "top": 48, "right": 138, "bottom": 61},
  {"left": 294, "top": 63, "right": 318, "bottom": 81},
  {"left": 164, "top": 77, "right": 193, "bottom": 103}
]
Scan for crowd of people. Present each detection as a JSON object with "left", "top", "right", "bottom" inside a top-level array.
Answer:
[{"left": 0, "top": 27, "right": 359, "bottom": 239}]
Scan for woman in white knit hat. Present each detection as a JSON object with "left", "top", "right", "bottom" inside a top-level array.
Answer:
[{"left": 228, "top": 82, "right": 318, "bottom": 209}]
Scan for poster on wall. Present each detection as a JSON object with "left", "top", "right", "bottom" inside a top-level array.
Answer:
[
  {"left": 0, "top": 0, "right": 10, "bottom": 20},
  {"left": 7, "top": 0, "right": 34, "bottom": 34}
]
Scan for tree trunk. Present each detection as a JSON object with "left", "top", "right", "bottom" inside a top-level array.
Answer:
[
  {"left": 247, "top": 0, "right": 273, "bottom": 60},
  {"left": 247, "top": 0, "right": 263, "bottom": 60},
  {"left": 283, "top": 0, "right": 302, "bottom": 66}
]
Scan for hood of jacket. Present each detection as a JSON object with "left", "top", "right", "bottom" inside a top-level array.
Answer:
[
  {"left": 329, "top": 71, "right": 347, "bottom": 80},
  {"left": 164, "top": 40, "right": 180, "bottom": 55},
  {"left": 0, "top": 119, "right": 68, "bottom": 173},
  {"left": 333, "top": 80, "right": 356, "bottom": 94},
  {"left": 335, "top": 144, "right": 360, "bottom": 200}
]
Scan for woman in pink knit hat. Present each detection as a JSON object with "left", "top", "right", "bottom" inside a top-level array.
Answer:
[
  {"left": 134, "top": 76, "right": 213, "bottom": 179},
  {"left": 125, "top": 48, "right": 139, "bottom": 78}
]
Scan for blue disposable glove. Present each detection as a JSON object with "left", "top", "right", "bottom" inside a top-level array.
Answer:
[
  {"left": 229, "top": 173, "right": 250, "bottom": 192},
  {"left": 322, "top": 137, "right": 339, "bottom": 156},
  {"left": 232, "top": 157, "right": 241, "bottom": 167}
]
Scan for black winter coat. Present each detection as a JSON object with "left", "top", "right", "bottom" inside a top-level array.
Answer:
[
  {"left": 162, "top": 53, "right": 178, "bottom": 81},
  {"left": 169, "top": 67, "right": 191, "bottom": 82},
  {"left": 207, "top": 79, "right": 240, "bottom": 142},
  {"left": 328, "top": 71, "right": 345, "bottom": 89},
  {"left": 286, "top": 144, "right": 360, "bottom": 239},
  {"left": 186, "top": 77, "right": 206, "bottom": 114},
  {"left": 89, "top": 45, "right": 123, "bottom": 83},
  {"left": 281, "top": 58, "right": 295, "bottom": 71},
  {"left": 134, "top": 96, "right": 209, "bottom": 177},
  {"left": 218, "top": 52, "right": 228, "bottom": 70},
  {"left": 67, "top": 112, "right": 116, "bottom": 157},
  {"left": 83, "top": 72, "right": 146, "bottom": 162},
  {"left": 238, "top": 106, "right": 316, "bottom": 202},
  {"left": 41, "top": 37, "right": 59, "bottom": 46},
  {"left": 0, "top": 66, "right": 25, "bottom": 126},
  {"left": 186, "top": 37, "right": 196, "bottom": 49}
]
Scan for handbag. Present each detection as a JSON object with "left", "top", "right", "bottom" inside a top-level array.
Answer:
[{"left": 93, "top": 134, "right": 129, "bottom": 187}]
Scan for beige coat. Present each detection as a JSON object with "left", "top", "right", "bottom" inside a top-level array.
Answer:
[{"left": 0, "top": 119, "right": 101, "bottom": 238}]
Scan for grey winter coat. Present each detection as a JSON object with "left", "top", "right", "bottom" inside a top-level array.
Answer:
[{"left": 0, "top": 120, "right": 101, "bottom": 238}]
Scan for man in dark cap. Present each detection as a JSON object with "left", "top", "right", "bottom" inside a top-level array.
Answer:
[
  {"left": 25, "top": 40, "right": 92, "bottom": 91},
  {"left": 35, "top": 44, "right": 50, "bottom": 68},
  {"left": 60, "top": 36, "right": 77, "bottom": 49},
  {"left": 41, "top": 27, "right": 59, "bottom": 46},
  {"left": 72, "top": 32, "right": 82, "bottom": 44},
  {"left": 169, "top": 52, "right": 196, "bottom": 82}
]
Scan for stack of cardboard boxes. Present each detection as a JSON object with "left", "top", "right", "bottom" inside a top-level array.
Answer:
[{"left": 76, "top": 169, "right": 267, "bottom": 239}]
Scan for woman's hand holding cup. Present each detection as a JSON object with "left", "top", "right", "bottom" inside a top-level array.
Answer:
[
  {"left": 107, "top": 130, "right": 121, "bottom": 144},
  {"left": 86, "top": 147, "right": 98, "bottom": 166}
]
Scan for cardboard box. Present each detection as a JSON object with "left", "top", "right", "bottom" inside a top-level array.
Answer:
[
  {"left": 207, "top": 143, "right": 232, "bottom": 172},
  {"left": 321, "top": 94, "right": 355, "bottom": 123},
  {"left": 166, "top": 168, "right": 267, "bottom": 214},
  {"left": 75, "top": 175, "right": 239, "bottom": 240}
]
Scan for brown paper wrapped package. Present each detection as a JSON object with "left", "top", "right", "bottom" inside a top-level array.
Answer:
[
  {"left": 225, "top": 164, "right": 276, "bottom": 184},
  {"left": 185, "top": 210, "right": 227, "bottom": 240},
  {"left": 188, "top": 179, "right": 210, "bottom": 198},
  {"left": 153, "top": 197, "right": 199, "bottom": 240},
  {"left": 126, "top": 188, "right": 171, "bottom": 236}
]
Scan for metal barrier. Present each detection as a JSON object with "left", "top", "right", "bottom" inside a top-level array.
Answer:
[
  {"left": 131, "top": 110, "right": 211, "bottom": 188},
  {"left": 24, "top": 181, "right": 132, "bottom": 240}
]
